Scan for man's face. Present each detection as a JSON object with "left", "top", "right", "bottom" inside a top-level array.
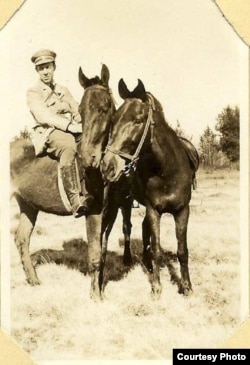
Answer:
[{"left": 36, "top": 62, "right": 55, "bottom": 85}]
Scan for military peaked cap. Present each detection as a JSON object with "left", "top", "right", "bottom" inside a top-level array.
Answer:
[{"left": 31, "top": 49, "right": 57, "bottom": 66}]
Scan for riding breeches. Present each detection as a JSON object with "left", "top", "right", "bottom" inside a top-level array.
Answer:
[{"left": 46, "top": 129, "right": 79, "bottom": 167}]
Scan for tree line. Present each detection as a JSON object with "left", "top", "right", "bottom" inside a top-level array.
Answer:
[
  {"left": 172, "top": 106, "right": 239, "bottom": 169},
  {"left": 14, "top": 105, "right": 240, "bottom": 170}
]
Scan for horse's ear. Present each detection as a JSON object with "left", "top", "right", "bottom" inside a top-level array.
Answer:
[
  {"left": 133, "top": 79, "right": 147, "bottom": 101},
  {"left": 101, "top": 64, "right": 110, "bottom": 87},
  {"left": 118, "top": 78, "right": 130, "bottom": 100},
  {"left": 78, "top": 67, "right": 90, "bottom": 89}
]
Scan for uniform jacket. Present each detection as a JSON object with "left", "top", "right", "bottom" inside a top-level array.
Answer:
[{"left": 27, "top": 79, "right": 80, "bottom": 155}]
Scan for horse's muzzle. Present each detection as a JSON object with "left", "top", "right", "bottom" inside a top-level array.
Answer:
[{"left": 101, "top": 153, "right": 125, "bottom": 182}]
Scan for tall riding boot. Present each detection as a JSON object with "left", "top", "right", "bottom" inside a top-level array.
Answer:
[{"left": 61, "top": 162, "right": 94, "bottom": 218}]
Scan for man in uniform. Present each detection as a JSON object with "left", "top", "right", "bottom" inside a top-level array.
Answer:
[{"left": 27, "top": 49, "right": 93, "bottom": 217}]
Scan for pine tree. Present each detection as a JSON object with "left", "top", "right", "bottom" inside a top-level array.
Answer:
[
  {"left": 215, "top": 106, "right": 239, "bottom": 162},
  {"left": 199, "top": 126, "right": 218, "bottom": 169}
]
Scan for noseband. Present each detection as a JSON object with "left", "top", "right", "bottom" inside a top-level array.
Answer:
[{"left": 106, "top": 94, "right": 156, "bottom": 175}]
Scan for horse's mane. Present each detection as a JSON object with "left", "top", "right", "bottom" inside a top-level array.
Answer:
[
  {"left": 146, "top": 92, "right": 163, "bottom": 111},
  {"left": 146, "top": 92, "right": 171, "bottom": 128}
]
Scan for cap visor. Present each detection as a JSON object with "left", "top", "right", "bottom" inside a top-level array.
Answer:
[{"left": 35, "top": 57, "right": 54, "bottom": 65}]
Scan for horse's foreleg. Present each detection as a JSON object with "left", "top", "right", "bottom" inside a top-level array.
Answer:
[
  {"left": 86, "top": 214, "right": 103, "bottom": 301},
  {"left": 121, "top": 201, "right": 133, "bottom": 266},
  {"left": 14, "top": 196, "right": 40, "bottom": 285},
  {"left": 101, "top": 203, "right": 119, "bottom": 278},
  {"left": 174, "top": 204, "right": 192, "bottom": 295},
  {"left": 145, "top": 205, "right": 162, "bottom": 299}
]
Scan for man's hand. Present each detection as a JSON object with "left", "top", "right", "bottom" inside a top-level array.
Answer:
[
  {"left": 72, "top": 112, "right": 81, "bottom": 123},
  {"left": 67, "top": 122, "right": 82, "bottom": 134}
]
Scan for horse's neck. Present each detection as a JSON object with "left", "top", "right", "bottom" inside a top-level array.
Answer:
[{"left": 149, "top": 111, "right": 183, "bottom": 173}]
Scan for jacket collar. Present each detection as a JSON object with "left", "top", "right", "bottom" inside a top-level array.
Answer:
[{"left": 36, "top": 79, "right": 64, "bottom": 97}]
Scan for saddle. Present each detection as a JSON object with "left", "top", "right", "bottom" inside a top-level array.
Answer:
[
  {"left": 178, "top": 136, "right": 199, "bottom": 189},
  {"left": 178, "top": 136, "right": 199, "bottom": 171}
]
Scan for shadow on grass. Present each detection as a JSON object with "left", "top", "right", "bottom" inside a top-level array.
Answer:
[{"left": 31, "top": 238, "right": 181, "bottom": 289}]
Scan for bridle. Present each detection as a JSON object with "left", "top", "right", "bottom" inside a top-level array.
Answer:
[
  {"left": 105, "top": 93, "right": 156, "bottom": 175},
  {"left": 83, "top": 84, "right": 117, "bottom": 110}
]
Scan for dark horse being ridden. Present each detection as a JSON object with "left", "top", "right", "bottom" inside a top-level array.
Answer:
[
  {"left": 10, "top": 65, "right": 133, "bottom": 300},
  {"left": 101, "top": 79, "right": 199, "bottom": 298}
]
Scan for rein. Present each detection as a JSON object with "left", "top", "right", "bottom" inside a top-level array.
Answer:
[{"left": 106, "top": 94, "right": 155, "bottom": 175}]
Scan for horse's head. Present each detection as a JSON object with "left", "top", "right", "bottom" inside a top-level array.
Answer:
[
  {"left": 101, "top": 78, "right": 154, "bottom": 182},
  {"left": 78, "top": 64, "right": 115, "bottom": 169}
]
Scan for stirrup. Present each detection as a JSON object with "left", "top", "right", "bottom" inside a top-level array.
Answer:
[{"left": 73, "top": 195, "right": 94, "bottom": 218}]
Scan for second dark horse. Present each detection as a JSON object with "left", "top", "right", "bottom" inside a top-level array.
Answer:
[{"left": 101, "top": 79, "right": 199, "bottom": 298}]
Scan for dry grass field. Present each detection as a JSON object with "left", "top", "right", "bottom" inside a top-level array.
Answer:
[{"left": 9, "top": 169, "right": 241, "bottom": 361}]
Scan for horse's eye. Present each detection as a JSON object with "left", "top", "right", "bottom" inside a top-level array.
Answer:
[
  {"left": 135, "top": 118, "right": 142, "bottom": 125},
  {"left": 134, "top": 112, "right": 144, "bottom": 124}
]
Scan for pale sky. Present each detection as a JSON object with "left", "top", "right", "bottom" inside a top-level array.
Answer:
[{"left": 0, "top": 0, "right": 246, "bottom": 146}]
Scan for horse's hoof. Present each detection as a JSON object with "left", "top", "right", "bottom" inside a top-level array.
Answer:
[
  {"left": 183, "top": 287, "right": 193, "bottom": 297},
  {"left": 150, "top": 284, "right": 162, "bottom": 300},
  {"left": 178, "top": 283, "right": 193, "bottom": 296},
  {"left": 90, "top": 290, "right": 103, "bottom": 302},
  {"left": 151, "top": 290, "right": 162, "bottom": 301},
  {"left": 27, "top": 277, "right": 41, "bottom": 286}
]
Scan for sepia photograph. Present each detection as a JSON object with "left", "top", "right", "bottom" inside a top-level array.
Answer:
[{"left": 0, "top": 0, "right": 249, "bottom": 364}]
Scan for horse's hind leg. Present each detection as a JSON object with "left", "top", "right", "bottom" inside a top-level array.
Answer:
[
  {"left": 100, "top": 203, "right": 119, "bottom": 282},
  {"left": 14, "top": 196, "right": 40, "bottom": 285},
  {"left": 174, "top": 204, "right": 192, "bottom": 295},
  {"left": 121, "top": 201, "right": 133, "bottom": 266},
  {"left": 102, "top": 184, "right": 132, "bottom": 266},
  {"left": 142, "top": 216, "right": 153, "bottom": 272}
]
